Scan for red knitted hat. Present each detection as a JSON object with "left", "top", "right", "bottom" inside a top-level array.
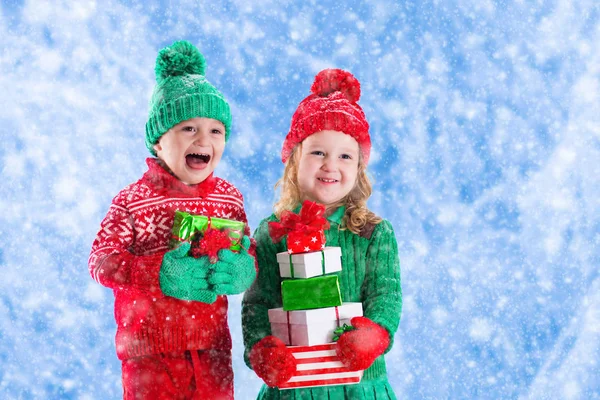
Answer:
[{"left": 281, "top": 69, "right": 371, "bottom": 165}]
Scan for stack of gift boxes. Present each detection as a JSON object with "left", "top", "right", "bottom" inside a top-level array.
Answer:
[{"left": 267, "top": 202, "right": 364, "bottom": 390}]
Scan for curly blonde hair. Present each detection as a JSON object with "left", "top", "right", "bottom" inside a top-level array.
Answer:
[{"left": 274, "top": 143, "right": 381, "bottom": 234}]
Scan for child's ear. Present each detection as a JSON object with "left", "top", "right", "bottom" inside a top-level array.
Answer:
[{"left": 153, "top": 142, "right": 162, "bottom": 153}]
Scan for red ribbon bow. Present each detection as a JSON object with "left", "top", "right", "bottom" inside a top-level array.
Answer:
[
  {"left": 190, "top": 226, "right": 232, "bottom": 263},
  {"left": 268, "top": 200, "right": 330, "bottom": 243}
]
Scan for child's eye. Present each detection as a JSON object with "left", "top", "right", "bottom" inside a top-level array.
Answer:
[
  {"left": 211, "top": 128, "right": 223, "bottom": 135},
  {"left": 311, "top": 151, "right": 325, "bottom": 156},
  {"left": 182, "top": 126, "right": 196, "bottom": 133},
  {"left": 340, "top": 154, "right": 353, "bottom": 160}
]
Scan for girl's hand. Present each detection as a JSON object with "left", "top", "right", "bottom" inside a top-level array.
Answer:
[
  {"left": 336, "top": 316, "right": 390, "bottom": 371},
  {"left": 249, "top": 336, "right": 297, "bottom": 387}
]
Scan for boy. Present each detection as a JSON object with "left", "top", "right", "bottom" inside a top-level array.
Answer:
[{"left": 89, "top": 40, "right": 255, "bottom": 400}]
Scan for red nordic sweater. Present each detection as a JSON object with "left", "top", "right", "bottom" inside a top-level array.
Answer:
[{"left": 89, "top": 158, "right": 254, "bottom": 360}]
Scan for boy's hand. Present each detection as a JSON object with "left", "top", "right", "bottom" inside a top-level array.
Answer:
[
  {"left": 208, "top": 236, "right": 256, "bottom": 295},
  {"left": 336, "top": 316, "right": 390, "bottom": 371},
  {"left": 159, "top": 242, "right": 217, "bottom": 304}
]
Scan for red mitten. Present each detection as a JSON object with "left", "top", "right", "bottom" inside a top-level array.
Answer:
[
  {"left": 336, "top": 317, "right": 390, "bottom": 371},
  {"left": 249, "top": 336, "right": 297, "bottom": 387}
]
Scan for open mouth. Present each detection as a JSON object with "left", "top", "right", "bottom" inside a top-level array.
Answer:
[
  {"left": 318, "top": 177, "right": 338, "bottom": 183},
  {"left": 186, "top": 153, "right": 211, "bottom": 169}
]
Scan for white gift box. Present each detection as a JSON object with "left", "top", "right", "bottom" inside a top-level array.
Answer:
[
  {"left": 276, "top": 247, "right": 342, "bottom": 279},
  {"left": 268, "top": 302, "right": 363, "bottom": 346},
  {"left": 278, "top": 343, "right": 363, "bottom": 390}
]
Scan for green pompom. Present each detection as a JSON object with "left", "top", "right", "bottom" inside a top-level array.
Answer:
[
  {"left": 145, "top": 40, "right": 232, "bottom": 152},
  {"left": 155, "top": 40, "right": 206, "bottom": 83}
]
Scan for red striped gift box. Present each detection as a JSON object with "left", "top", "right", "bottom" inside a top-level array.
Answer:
[{"left": 278, "top": 343, "right": 363, "bottom": 390}]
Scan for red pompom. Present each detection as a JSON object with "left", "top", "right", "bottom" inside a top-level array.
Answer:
[
  {"left": 190, "top": 227, "right": 232, "bottom": 262},
  {"left": 310, "top": 68, "right": 361, "bottom": 103}
]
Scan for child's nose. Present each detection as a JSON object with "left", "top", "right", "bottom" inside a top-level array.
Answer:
[
  {"left": 193, "top": 130, "right": 210, "bottom": 145},
  {"left": 321, "top": 157, "right": 337, "bottom": 171}
]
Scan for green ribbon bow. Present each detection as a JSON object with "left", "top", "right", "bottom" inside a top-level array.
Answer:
[{"left": 332, "top": 323, "right": 355, "bottom": 342}]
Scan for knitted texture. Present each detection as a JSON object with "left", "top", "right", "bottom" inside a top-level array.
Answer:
[
  {"left": 249, "top": 336, "right": 297, "bottom": 387},
  {"left": 209, "top": 236, "right": 257, "bottom": 295},
  {"left": 159, "top": 242, "right": 217, "bottom": 304},
  {"left": 241, "top": 206, "right": 402, "bottom": 399},
  {"left": 145, "top": 40, "right": 232, "bottom": 155},
  {"left": 122, "top": 350, "right": 233, "bottom": 398},
  {"left": 281, "top": 69, "right": 372, "bottom": 165},
  {"left": 89, "top": 158, "right": 254, "bottom": 360},
  {"left": 336, "top": 316, "right": 391, "bottom": 371}
]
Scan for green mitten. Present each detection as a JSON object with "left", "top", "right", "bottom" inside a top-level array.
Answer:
[
  {"left": 208, "top": 236, "right": 256, "bottom": 295},
  {"left": 159, "top": 242, "right": 217, "bottom": 303}
]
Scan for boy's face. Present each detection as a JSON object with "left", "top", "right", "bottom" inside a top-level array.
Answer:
[
  {"left": 153, "top": 117, "right": 226, "bottom": 185},
  {"left": 297, "top": 130, "right": 360, "bottom": 209}
]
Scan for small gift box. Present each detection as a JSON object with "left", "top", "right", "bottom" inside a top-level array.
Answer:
[
  {"left": 278, "top": 343, "right": 364, "bottom": 390},
  {"left": 269, "top": 200, "right": 329, "bottom": 254},
  {"left": 170, "top": 211, "right": 245, "bottom": 260},
  {"left": 277, "top": 247, "right": 342, "bottom": 279},
  {"left": 268, "top": 302, "right": 363, "bottom": 346},
  {"left": 281, "top": 275, "right": 342, "bottom": 311},
  {"left": 287, "top": 230, "right": 326, "bottom": 254}
]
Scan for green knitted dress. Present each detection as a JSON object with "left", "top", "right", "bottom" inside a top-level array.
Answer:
[{"left": 241, "top": 206, "right": 402, "bottom": 400}]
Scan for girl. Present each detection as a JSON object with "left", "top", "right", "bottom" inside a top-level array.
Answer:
[{"left": 242, "top": 69, "right": 402, "bottom": 399}]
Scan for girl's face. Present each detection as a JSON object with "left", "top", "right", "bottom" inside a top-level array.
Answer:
[
  {"left": 297, "top": 130, "right": 360, "bottom": 209},
  {"left": 153, "top": 117, "right": 226, "bottom": 185}
]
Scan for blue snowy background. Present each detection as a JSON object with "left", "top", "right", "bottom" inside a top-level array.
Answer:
[{"left": 1, "top": 0, "right": 599, "bottom": 399}]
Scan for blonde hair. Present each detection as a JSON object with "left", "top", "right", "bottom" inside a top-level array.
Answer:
[{"left": 274, "top": 144, "right": 382, "bottom": 234}]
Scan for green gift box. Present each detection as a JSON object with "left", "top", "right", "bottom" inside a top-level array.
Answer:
[
  {"left": 170, "top": 210, "right": 245, "bottom": 252},
  {"left": 281, "top": 275, "right": 342, "bottom": 311}
]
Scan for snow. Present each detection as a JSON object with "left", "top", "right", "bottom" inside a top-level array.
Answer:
[{"left": 1, "top": 0, "right": 599, "bottom": 399}]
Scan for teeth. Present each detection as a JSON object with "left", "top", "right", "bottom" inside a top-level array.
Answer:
[
  {"left": 319, "top": 178, "right": 337, "bottom": 183},
  {"left": 186, "top": 153, "right": 211, "bottom": 163}
]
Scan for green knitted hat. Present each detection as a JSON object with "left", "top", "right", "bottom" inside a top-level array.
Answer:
[{"left": 145, "top": 40, "right": 232, "bottom": 155}]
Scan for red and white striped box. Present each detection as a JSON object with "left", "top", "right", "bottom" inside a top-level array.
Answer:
[{"left": 278, "top": 343, "right": 363, "bottom": 390}]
